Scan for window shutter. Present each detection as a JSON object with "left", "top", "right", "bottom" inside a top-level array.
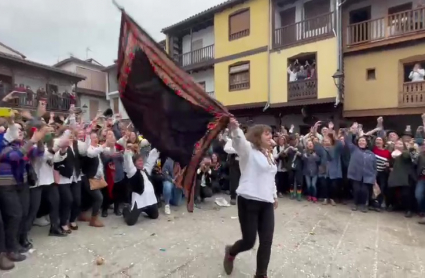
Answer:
[
  {"left": 89, "top": 99, "right": 99, "bottom": 120},
  {"left": 191, "top": 39, "right": 203, "bottom": 51},
  {"left": 230, "top": 10, "right": 250, "bottom": 35},
  {"left": 113, "top": 98, "right": 119, "bottom": 113},
  {"left": 229, "top": 63, "right": 250, "bottom": 74}
]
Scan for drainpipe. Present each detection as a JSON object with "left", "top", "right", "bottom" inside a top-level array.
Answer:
[
  {"left": 335, "top": 0, "right": 346, "bottom": 104},
  {"left": 263, "top": 0, "right": 272, "bottom": 112}
]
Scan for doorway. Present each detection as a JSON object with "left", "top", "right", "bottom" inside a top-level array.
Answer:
[
  {"left": 278, "top": 7, "right": 296, "bottom": 45},
  {"left": 349, "top": 6, "right": 371, "bottom": 43}
]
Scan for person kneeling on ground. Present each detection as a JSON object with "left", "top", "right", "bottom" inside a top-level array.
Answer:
[
  {"left": 195, "top": 157, "right": 213, "bottom": 203},
  {"left": 162, "top": 157, "right": 183, "bottom": 215},
  {"left": 122, "top": 148, "right": 160, "bottom": 226}
]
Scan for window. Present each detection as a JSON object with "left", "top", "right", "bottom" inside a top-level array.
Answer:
[
  {"left": 89, "top": 99, "right": 99, "bottom": 120},
  {"left": 388, "top": 3, "right": 412, "bottom": 30},
  {"left": 304, "top": 0, "right": 330, "bottom": 19},
  {"left": 366, "top": 68, "right": 376, "bottom": 80},
  {"left": 113, "top": 98, "right": 119, "bottom": 113},
  {"left": 388, "top": 2, "right": 412, "bottom": 15},
  {"left": 229, "top": 62, "right": 250, "bottom": 91},
  {"left": 229, "top": 9, "right": 250, "bottom": 41},
  {"left": 198, "top": 81, "right": 206, "bottom": 90},
  {"left": 403, "top": 61, "right": 425, "bottom": 82},
  {"left": 46, "top": 84, "right": 58, "bottom": 94},
  {"left": 191, "top": 39, "right": 203, "bottom": 51}
]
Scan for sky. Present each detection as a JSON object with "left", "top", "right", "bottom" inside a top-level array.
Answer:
[{"left": 0, "top": 0, "right": 225, "bottom": 67}]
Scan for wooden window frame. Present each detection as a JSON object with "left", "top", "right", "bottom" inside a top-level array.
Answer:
[
  {"left": 229, "top": 61, "right": 250, "bottom": 91},
  {"left": 228, "top": 8, "right": 250, "bottom": 41},
  {"left": 113, "top": 98, "right": 119, "bottom": 113},
  {"left": 366, "top": 68, "right": 376, "bottom": 80}
]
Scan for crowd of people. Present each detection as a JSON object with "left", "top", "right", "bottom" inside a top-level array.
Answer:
[{"left": 1, "top": 88, "right": 425, "bottom": 277}]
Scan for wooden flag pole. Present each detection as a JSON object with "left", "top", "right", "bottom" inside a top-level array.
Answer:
[{"left": 112, "top": 0, "right": 124, "bottom": 11}]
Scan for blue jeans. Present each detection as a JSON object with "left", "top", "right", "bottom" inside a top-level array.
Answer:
[
  {"left": 415, "top": 180, "right": 425, "bottom": 213},
  {"left": 305, "top": 176, "right": 318, "bottom": 197},
  {"left": 163, "top": 181, "right": 183, "bottom": 206}
]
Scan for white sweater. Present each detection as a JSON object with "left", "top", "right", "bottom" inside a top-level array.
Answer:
[
  {"left": 409, "top": 69, "right": 425, "bottom": 82},
  {"left": 33, "top": 148, "right": 54, "bottom": 187},
  {"left": 231, "top": 128, "right": 277, "bottom": 203}
]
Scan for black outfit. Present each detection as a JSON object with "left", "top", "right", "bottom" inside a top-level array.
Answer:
[
  {"left": 16, "top": 185, "right": 30, "bottom": 243},
  {"left": 195, "top": 169, "right": 213, "bottom": 201},
  {"left": 210, "top": 164, "right": 223, "bottom": 193},
  {"left": 387, "top": 150, "right": 415, "bottom": 212},
  {"left": 229, "top": 196, "right": 274, "bottom": 276},
  {"left": 123, "top": 203, "right": 158, "bottom": 226},
  {"left": 285, "top": 146, "right": 304, "bottom": 191},
  {"left": 0, "top": 186, "right": 22, "bottom": 252},
  {"left": 81, "top": 176, "right": 103, "bottom": 217},
  {"left": 228, "top": 154, "right": 240, "bottom": 200},
  {"left": 54, "top": 141, "right": 83, "bottom": 225},
  {"left": 81, "top": 155, "right": 103, "bottom": 217},
  {"left": 324, "top": 178, "right": 339, "bottom": 200},
  {"left": 57, "top": 184, "right": 73, "bottom": 226},
  {"left": 0, "top": 211, "right": 5, "bottom": 253},
  {"left": 352, "top": 180, "right": 371, "bottom": 206},
  {"left": 123, "top": 169, "right": 159, "bottom": 226},
  {"left": 275, "top": 145, "right": 289, "bottom": 194}
]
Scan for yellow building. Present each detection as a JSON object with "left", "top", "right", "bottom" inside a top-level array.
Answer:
[
  {"left": 162, "top": 0, "right": 340, "bottom": 129},
  {"left": 342, "top": 0, "right": 425, "bottom": 130}
]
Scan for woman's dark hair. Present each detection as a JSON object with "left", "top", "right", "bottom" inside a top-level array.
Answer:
[
  {"left": 132, "top": 153, "right": 143, "bottom": 164},
  {"left": 327, "top": 133, "right": 336, "bottom": 146},
  {"left": 129, "top": 131, "right": 139, "bottom": 144},
  {"left": 245, "top": 124, "right": 272, "bottom": 150}
]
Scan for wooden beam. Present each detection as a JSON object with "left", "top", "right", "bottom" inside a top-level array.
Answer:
[{"left": 343, "top": 107, "right": 425, "bottom": 117}]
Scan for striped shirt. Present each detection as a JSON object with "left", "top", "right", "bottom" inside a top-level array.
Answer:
[{"left": 373, "top": 147, "right": 391, "bottom": 172}]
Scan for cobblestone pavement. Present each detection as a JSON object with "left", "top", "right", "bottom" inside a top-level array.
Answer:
[{"left": 3, "top": 195, "right": 425, "bottom": 278}]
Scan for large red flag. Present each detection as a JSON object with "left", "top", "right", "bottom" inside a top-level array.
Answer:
[{"left": 116, "top": 11, "right": 232, "bottom": 212}]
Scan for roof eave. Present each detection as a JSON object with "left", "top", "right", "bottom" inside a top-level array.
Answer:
[
  {"left": 161, "top": 0, "right": 247, "bottom": 34},
  {"left": 0, "top": 53, "right": 86, "bottom": 81}
]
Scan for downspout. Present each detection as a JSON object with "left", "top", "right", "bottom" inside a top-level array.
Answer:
[
  {"left": 263, "top": 0, "right": 272, "bottom": 112},
  {"left": 336, "top": 0, "right": 346, "bottom": 104}
]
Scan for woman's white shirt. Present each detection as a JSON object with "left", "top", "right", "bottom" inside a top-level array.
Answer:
[
  {"left": 231, "top": 128, "right": 277, "bottom": 203},
  {"left": 409, "top": 69, "right": 425, "bottom": 82},
  {"left": 34, "top": 148, "right": 54, "bottom": 186},
  {"left": 123, "top": 149, "right": 159, "bottom": 210}
]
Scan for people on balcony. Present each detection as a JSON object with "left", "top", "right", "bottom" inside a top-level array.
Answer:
[
  {"left": 25, "top": 86, "right": 34, "bottom": 106},
  {"left": 288, "top": 59, "right": 316, "bottom": 82},
  {"left": 409, "top": 63, "right": 425, "bottom": 82}
]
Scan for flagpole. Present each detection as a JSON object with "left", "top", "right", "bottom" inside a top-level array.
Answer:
[{"left": 112, "top": 0, "right": 124, "bottom": 11}]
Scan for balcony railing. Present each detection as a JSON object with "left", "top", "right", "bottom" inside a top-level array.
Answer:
[
  {"left": 347, "top": 6, "right": 425, "bottom": 46},
  {"left": 273, "top": 12, "right": 334, "bottom": 49},
  {"left": 288, "top": 79, "right": 318, "bottom": 101},
  {"left": 6, "top": 94, "right": 72, "bottom": 112},
  {"left": 399, "top": 81, "right": 425, "bottom": 107},
  {"left": 176, "top": 44, "right": 215, "bottom": 67}
]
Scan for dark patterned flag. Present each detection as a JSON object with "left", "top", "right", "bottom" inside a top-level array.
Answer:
[{"left": 117, "top": 11, "right": 231, "bottom": 212}]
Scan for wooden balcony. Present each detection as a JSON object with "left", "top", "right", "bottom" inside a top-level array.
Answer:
[
  {"left": 273, "top": 12, "right": 334, "bottom": 49},
  {"left": 176, "top": 44, "right": 215, "bottom": 70},
  {"left": 288, "top": 79, "right": 317, "bottom": 101},
  {"left": 346, "top": 7, "right": 425, "bottom": 52},
  {"left": 4, "top": 94, "right": 72, "bottom": 112},
  {"left": 399, "top": 81, "right": 425, "bottom": 107}
]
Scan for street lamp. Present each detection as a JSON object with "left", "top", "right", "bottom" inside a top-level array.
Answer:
[{"left": 332, "top": 69, "right": 344, "bottom": 90}]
